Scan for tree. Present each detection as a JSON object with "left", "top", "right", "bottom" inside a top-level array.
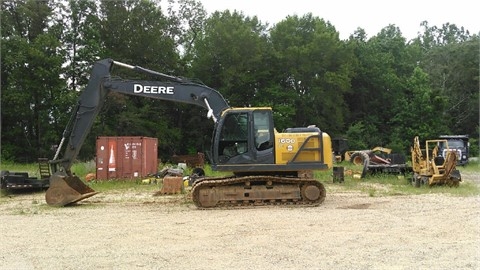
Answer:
[
  {"left": 165, "top": 0, "right": 207, "bottom": 61},
  {"left": 62, "top": 0, "right": 103, "bottom": 91},
  {"left": 269, "top": 14, "right": 354, "bottom": 133},
  {"left": 345, "top": 24, "right": 417, "bottom": 147},
  {"left": 190, "top": 10, "right": 270, "bottom": 106},
  {"left": 420, "top": 35, "right": 479, "bottom": 139},
  {"left": 417, "top": 21, "right": 472, "bottom": 48},
  {"left": 1, "top": 0, "right": 66, "bottom": 162},
  {"left": 186, "top": 10, "right": 272, "bottom": 154},
  {"left": 389, "top": 67, "right": 450, "bottom": 149}
]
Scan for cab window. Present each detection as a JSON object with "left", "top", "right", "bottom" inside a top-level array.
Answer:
[
  {"left": 219, "top": 112, "right": 248, "bottom": 157},
  {"left": 253, "top": 111, "right": 273, "bottom": 150}
]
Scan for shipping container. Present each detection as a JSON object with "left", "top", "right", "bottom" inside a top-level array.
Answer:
[{"left": 96, "top": 136, "right": 158, "bottom": 180}]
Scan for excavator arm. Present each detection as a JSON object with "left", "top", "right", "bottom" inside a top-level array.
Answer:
[{"left": 46, "top": 59, "right": 229, "bottom": 206}]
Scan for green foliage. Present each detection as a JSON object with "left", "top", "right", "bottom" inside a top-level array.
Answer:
[
  {"left": 0, "top": 0, "right": 478, "bottom": 165},
  {"left": 269, "top": 14, "right": 354, "bottom": 133},
  {"left": 63, "top": 0, "right": 103, "bottom": 91},
  {"left": 87, "top": 179, "right": 160, "bottom": 193},
  {"left": 420, "top": 37, "right": 479, "bottom": 139},
  {"left": 1, "top": 0, "right": 67, "bottom": 162},
  {"left": 190, "top": 10, "right": 270, "bottom": 106},
  {"left": 468, "top": 137, "right": 479, "bottom": 157},
  {"left": 345, "top": 25, "right": 415, "bottom": 147},
  {"left": 461, "top": 159, "right": 480, "bottom": 172},
  {"left": 345, "top": 121, "right": 378, "bottom": 149},
  {"left": 389, "top": 66, "right": 450, "bottom": 148}
]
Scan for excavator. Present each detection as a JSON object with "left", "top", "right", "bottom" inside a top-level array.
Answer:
[{"left": 45, "top": 59, "right": 333, "bottom": 208}]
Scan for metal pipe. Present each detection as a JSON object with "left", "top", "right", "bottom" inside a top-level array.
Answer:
[
  {"left": 203, "top": 98, "right": 217, "bottom": 123},
  {"left": 112, "top": 60, "right": 183, "bottom": 82}
]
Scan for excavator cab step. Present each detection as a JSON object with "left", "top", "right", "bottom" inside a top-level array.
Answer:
[{"left": 45, "top": 173, "right": 98, "bottom": 206}]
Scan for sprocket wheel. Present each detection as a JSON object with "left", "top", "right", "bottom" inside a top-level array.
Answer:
[{"left": 301, "top": 183, "right": 326, "bottom": 203}]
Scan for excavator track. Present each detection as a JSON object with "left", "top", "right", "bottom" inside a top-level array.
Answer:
[{"left": 191, "top": 175, "right": 326, "bottom": 209}]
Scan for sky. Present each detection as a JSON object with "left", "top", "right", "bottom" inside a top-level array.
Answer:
[{"left": 198, "top": 0, "right": 479, "bottom": 40}]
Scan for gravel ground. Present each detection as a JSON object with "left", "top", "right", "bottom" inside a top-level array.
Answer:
[{"left": 1, "top": 172, "right": 479, "bottom": 270}]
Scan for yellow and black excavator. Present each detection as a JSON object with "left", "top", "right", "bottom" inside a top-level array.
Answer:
[{"left": 46, "top": 59, "right": 333, "bottom": 208}]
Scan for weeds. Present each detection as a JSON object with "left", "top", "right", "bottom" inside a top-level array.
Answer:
[
  {"left": 90, "top": 179, "right": 160, "bottom": 193},
  {"left": 323, "top": 161, "right": 480, "bottom": 197},
  {"left": 1, "top": 161, "right": 479, "bottom": 200},
  {"left": 0, "top": 162, "right": 41, "bottom": 178},
  {"left": 459, "top": 159, "right": 480, "bottom": 172}
]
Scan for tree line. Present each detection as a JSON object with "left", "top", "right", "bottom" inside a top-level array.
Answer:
[{"left": 1, "top": 0, "right": 478, "bottom": 163}]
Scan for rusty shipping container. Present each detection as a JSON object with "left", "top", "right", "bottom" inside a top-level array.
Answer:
[{"left": 96, "top": 136, "right": 158, "bottom": 180}]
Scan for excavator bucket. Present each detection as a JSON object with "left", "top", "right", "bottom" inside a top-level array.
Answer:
[{"left": 45, "top": 173, "right": 98, "bottom": 206}]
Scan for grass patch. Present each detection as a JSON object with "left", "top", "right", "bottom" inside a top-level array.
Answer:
[
  {"left": 0, "top": 161, "right": 97, "bottom": 179},
  {"left": 459, "top": 159, "right": 480, "bottom": 172},
  {"left": 0, "top": 162, "right": 41, "bottom": 178},
  {"left": 320, "top": 161, "right": 480, "bottom": 197},
  {"left": 71, "top": 161, "right": 96, "bottom": 178},
  {"left": 2, "top": 161, "right": 478, "bottom": 199},
  {"left": 88, "top": 179, "right": 160, "bottom": 193}
]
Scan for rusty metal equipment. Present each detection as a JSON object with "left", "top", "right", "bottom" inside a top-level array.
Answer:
[
  {"left": 410, "top": 136, "right": 461, "bottom": 187},
  {"left": 156, "top": 176, "right": 185, "bottom": 195},
  {"left": 346, "top": 147, "right": 393, "bottom": 165},
  {"left": 171, "top": 152, "right": 205, "bottom": 168},
  {"left": 96, "top": 136, "right": 158, "bottom": 180},
  {"left": 331, "top": 137, "right": 411, "bottom": 178},
  {"left": 45, "top": 172, "right": 98, "bottom": 206}
]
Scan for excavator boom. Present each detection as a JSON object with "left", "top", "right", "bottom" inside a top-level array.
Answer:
[{"left": 46, "top": 59, "right": 229, "bottom": 206}]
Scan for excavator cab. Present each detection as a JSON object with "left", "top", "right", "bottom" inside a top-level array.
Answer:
[
  {"left": 213, "top": 108, "right": 275, "bottom": 166},
  {"left": 211, "top": 106, "right": 332, "bottom": 176}
]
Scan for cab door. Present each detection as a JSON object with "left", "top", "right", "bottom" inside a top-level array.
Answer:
[
  {"left": 252, "top": 110, "right": 274, "bottom": 164},
  {"left": 214, "top": 109, "right": 274, "bottom": 165}
]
